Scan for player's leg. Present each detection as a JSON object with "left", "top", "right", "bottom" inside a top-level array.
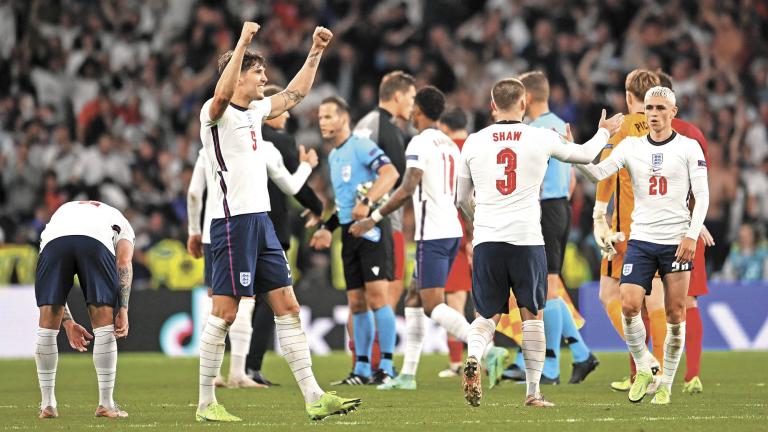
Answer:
[
  {"left": 76, "top": 237, "right": 128, "bottom": 418},
  {"left": 646, "top": 277, "right": 667, "bottom": 371},
  {"left": 246, "top": 293, "right": 279, "bottom": 386},
  {"left": 620, "top": 241, "right": 659, "bottom": 402},
  {"left": 684, "top": 238, "right": 707, "bottom": 393},
  {"left": 540, "top": 276, "right": 563, "bottom": 383},
  {"left": 558, "top": 285, "right": 599, "bottom": 383},
  {"left": 201, "top": 245, "right": 225, "bottom": 388},
  {"left": 387, "top": 230, "right": 406, "bottom": 309},
  {"left": 441, "top": 291, "right": 468, "bottom": 377},
  {"left": 422, "top": 239, "right": 470, "bottom": 344},
  {"left": 652, "top": 267, "right": 690, "bottom": 405},
  {"left": 378, "top": 288, "right": 423, "bottom": 390},
  {"left": 512, "top": 245, "right": 554, "bottom": 407},
  {"left": 34, "top": 239, "right": 73, "bottom": 419},
  {"left": 226, "top": 296, "right": 264, "bottom": 388}
]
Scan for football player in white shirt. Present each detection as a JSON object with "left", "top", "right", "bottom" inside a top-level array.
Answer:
[
  {"left": 350, "top": 87, "right": 508, "bottom": 391},
  {"left": 34, "top": 200, "right": 135, "bottom": 419},
  {"left": 196, "top": 22, "right": 360, "bottom": 422},
  {"left": 456, "top": 78, "right": 623, "bottom": 408},
  {"left": 579, "top": 86, "right": 709, "bottom": 406},
  {"left": 187, "top": 142, "right": 317, "bottom": 389}
]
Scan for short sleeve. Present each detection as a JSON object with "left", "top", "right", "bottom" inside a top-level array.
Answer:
[
  {"left": 404, "top": 135, "right": 428, "bottom": 170},
  {"left": 355, "top": 138, "right": 391, "bottom": 172},
  {"left": 457, "top": 136, "right": 474, "bottom": 179},
  {"left": 249, "top": 97, "right": 272, "bottom": 121},
  {"left": 113, "top": 210, "right": 135, "bottom": 246}
]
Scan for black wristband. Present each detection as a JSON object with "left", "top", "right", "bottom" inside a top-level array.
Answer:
[{"left": 321, "top": 213, "right": 340, "bottom": 232}]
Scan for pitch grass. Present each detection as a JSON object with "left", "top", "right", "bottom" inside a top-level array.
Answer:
[{"left": 0, "top": 352, "right": 766, "bottom": 431}]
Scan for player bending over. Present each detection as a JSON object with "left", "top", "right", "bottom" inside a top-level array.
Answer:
[
  {"left": 579, "top": 86, "right": 709, "bottom": 405},
  {"left": 456, "top": 78, "right": 623, "bottom": 408},
  {"left": 34, "top": 200, "right": 135, "bottom": 419}
]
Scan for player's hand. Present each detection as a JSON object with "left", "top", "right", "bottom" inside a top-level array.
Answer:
[
  {"left": 675, "top": 237, "right": 697, "bottom": 264},
  {"left": 301, "top": 209, "right": 322, "bottom": 228},
  {"left": 309, "top": 228, "right": 332, "bottom": 250},
  {"left": 601, "top": 232, "right": 625, "bottom": 261},
  {"left": 598, "top": 109, "right": 624, "bottom": 135},
  {"left": 312, "top": 27, "right": 333, "bottom": 50},
  {"left": 114, "top": 308, "right": 129, "bottom": 339},
  {"left": 349, "top": 218, "right": 376, "bottom": 237},
  {"left": 299, "top": 145, "right": 319, "bottom": 168},
  {"left": 593, "top": 211, "right": 611, "bottom": 249},
  {"left": 239, "top": 22, "right": 260, "bottom": 45},
  {"left": 187, "top": 234, "right": 203, "bottom": 258},
  {"left": 699, "top": 225, "right": 715, "bottom": 247},
  {"left": 351, "top": 202, "right": 370, "bottom": 221},
  {"left": 62, "top": 320, "right": 93, "bottom": 352}
]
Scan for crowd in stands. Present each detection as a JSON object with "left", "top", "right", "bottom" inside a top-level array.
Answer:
[{"left": 1, "top": 0, "right": 767, "bottom": 284}]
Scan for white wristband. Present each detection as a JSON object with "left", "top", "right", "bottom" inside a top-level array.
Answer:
[{"left": 371, "top": 209, "right": 383, "bottom": 223}]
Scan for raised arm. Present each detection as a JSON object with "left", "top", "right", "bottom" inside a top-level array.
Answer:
[
  {"left": 209, "top": 22, "right": 261, "bottom": 121},
  {"left": 549, "top": 109, "right": 623, "bottom": 164},
  {"left": 267, "top": 27, "right": 333, "bottom": 119},
  {"left": 114, "top": 239, "right": 134, "bottom": 339}
]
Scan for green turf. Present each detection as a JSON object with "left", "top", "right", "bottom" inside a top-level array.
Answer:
[{"left": 1, "top": 351, "right": 766, "bottom": 431}]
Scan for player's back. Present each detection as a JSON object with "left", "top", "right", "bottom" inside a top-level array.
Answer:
[
  {"left": 41, "top": 200, "right": 133, "bottom": 254},
  {"left": 405, "top": 128, "right": 462, "bottom": 241},
  {"left": 460, "top": 121, "right": 560, "bottom": 246}
]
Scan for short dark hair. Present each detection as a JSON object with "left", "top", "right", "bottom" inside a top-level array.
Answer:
[
  {"left": 379, "top": 70, "right": 415, "bottom": 102},
  {"left": 656, "top": 70, "right": 673, "bottom": 90},
  {"left": 519, "top": 71, "right": 549, "bottom": 102},
  {"left": 415, "top": 86, "right": 445, "bottom": 121},
  {"left": 217, "top": 49, "right": 265, "bottom": 75},
  {"left": 320, "top": 96, "right": 350, "bottom": 114},
  {"left": 492, "top": 78, "right": 525, "bottom": 111},
  {"left": 438, "top": 107, "right": 468, "bottom": 132},
  {"left": 263, "top": 84, "right": 284, "bottom": 97}
]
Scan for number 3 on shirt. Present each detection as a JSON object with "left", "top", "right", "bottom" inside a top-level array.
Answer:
[
  {"left": 496, "top": 148, "right": 517, "bottom": 195},
  {"left": 250, "top": 130, "right": 258, "bottom": 150},
  {"left": 649, "top": 176, "right": 667, "bottom": 195}
]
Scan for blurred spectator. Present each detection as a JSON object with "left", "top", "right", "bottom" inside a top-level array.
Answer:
[{"left": 720, "top": 224, "right": 768, "bottom": 281}]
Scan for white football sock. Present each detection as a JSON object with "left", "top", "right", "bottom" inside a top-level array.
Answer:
[
  {"left": 275, "top": 314, "right": 324, "bottom": 404},
  {"left": 662, "top": 321, "right": 686, "bottom": 391},
  {"left": 623, "top": 313, "right": 651, "bottom": 373},
  {"left": 401, "top": 307, "right": 427, "bottom": 376},
  {"left": 199, "top": 315, "right": 228, "bottom": 409},
  {"left": 467, "top": 317, "right": 495, "bottom": 361},
  {"left": 430, "top": 303, "right": 470, "bottom": 342},
  {"left": 35, "top": 328, "right": 59, "bottom": 409},
  {"left": 93, "top": 325, "right": 117, "bottom": 408},
  {"left": 228, "top": 298, "right": 255, "bottom": 380},
  {"left": 522, "top": 320, "right": 545, "bottom": 397}
]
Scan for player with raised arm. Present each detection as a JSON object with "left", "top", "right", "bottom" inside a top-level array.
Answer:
[
  {"left": 579, "top": 86, "right": 709, "bottom": 405},
  {"left": 34, "top": 200, "right": 135, "bottom": 419},
  {"left": 187, "top": 131, "right": 318, "bottom": 388},
  {"left": 197, "top": 21, "right": 360, "bottom": 422},
  {"left": 456, "top": 78, "right": 623, "bottom": 408},
  {"left": 350, "top": 87, "right": 507, "bottom": 391},
  {"left": 310, "top": 96, "right": 400, "bottom": 386}
]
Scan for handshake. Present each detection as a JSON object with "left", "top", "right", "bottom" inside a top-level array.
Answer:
[{"left": 593, "top": 203, "right": 624, "bottom": 261}]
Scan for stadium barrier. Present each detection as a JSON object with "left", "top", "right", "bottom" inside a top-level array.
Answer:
[
  {"left": 578, "top": 281, "right": 768, "bottom": 351},
  {"left": 2, "top": 281, "right": 766, "bottom": 358}
]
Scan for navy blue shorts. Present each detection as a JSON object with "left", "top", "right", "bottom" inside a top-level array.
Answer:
[
  {"left": 203, "top": 243, "right": 212, "bottom": 287},
  {"left": 210, "top": 213, "right": 292, "bottom": 297},
  {"left": 471, "top": 242, "right": 547, "bottom": 318},
  {"left": 413, "top": 238, "right": 460, "bottom": 289},
  {"left": 35, "top": 235, "right": 119, "bottom": 307},
  {"left": 620, "top": 239, "right": 693, "bottom": 294}
]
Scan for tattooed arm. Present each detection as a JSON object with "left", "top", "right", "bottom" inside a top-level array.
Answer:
[
  {"left": 114, "top": 239, "right": 134, "bottom": 338},
  {"left": 267, "top": 26, "right": 333, "bottom": 119}
]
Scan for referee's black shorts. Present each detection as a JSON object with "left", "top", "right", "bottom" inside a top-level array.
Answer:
[
  {"left": 541, "top": 198, "right": 571, "bottom": 275},
  {"left": 341, "top": 218, "right": 394, "bottom": 290}
]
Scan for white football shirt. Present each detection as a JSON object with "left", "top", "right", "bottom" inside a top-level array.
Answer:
[
  {"left": 406, "top": 128, "right": 463, "bottom": 241},
  {"left": 189, "top": 148, "right": 217, "bottom": 244},
  {"left": 40, "top": 201, "right": 135, "bottom": 254},
  {"left": 200, "top": 98, "right": 273, "bottom": 218},
  {"left": 584, "top": 132, "right": 708, "bottom": 244},
  {"left": 459, "top": 121, "right": 609, "bottom": 246}
]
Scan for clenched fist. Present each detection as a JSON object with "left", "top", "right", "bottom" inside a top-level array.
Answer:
[
  {"left": 312, "top": 27, "right": 333, "bottom": 50},
  {"left": 239, "top": 22, "right": 260, "bottom": 45}
]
